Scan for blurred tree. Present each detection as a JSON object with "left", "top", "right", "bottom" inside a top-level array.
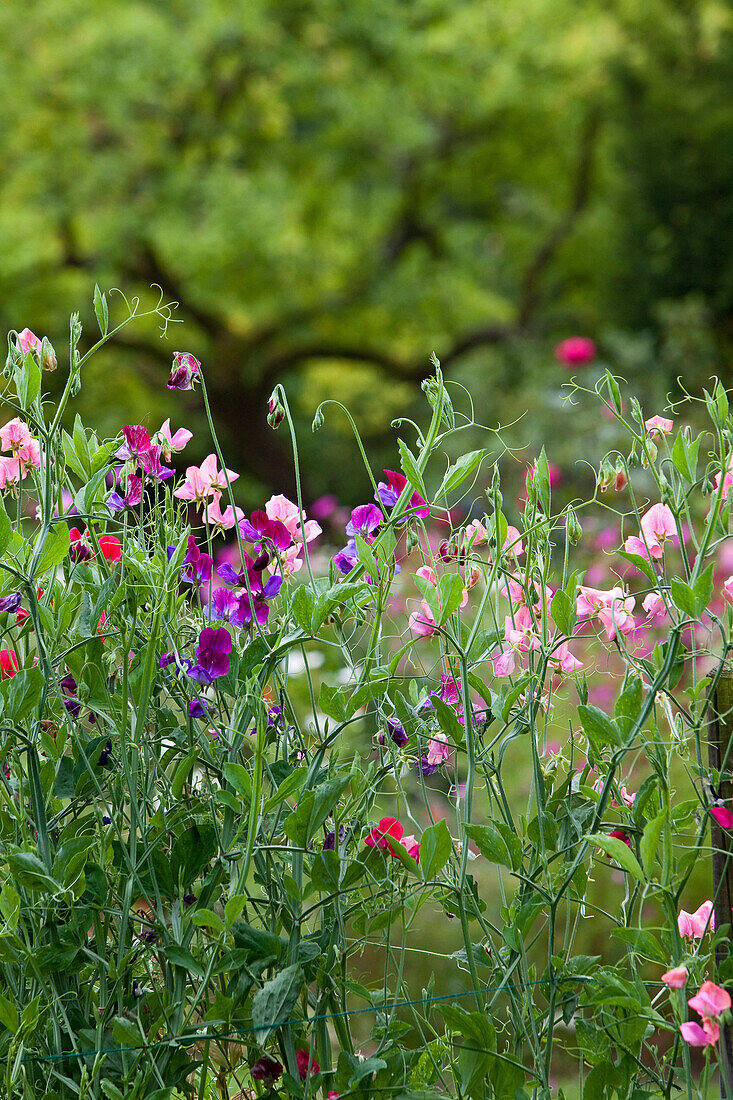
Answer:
[{"left": 0, "top": 0, "right": 729, "bottom": 499}]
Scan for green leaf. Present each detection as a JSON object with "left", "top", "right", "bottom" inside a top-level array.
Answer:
[
  {"left": 464, "top": 824, "right": 512, "bottom": 869},
  {"left": 0, "top": 993, "right": 19, "bottom": 1033},
  {"left": 431, "top": 694, "right": 464, "bottom": 746},
  {"left": 551, "top": 588, "right": 575, "bottom": 637},
  {"left": 263, "top": 767, "right": 307, "bottom": 813},
  {"left": 611, "top": 928, "right": 667, "bottom": 964},
  {"left": 165, "top": 945, "right": 205, "bottom": 978},
  {"left": 437, "top": 573, "right": 465, "bottom": 625},
  {"left": 578, "top": 704, "right": 622, "bottom": 754},
  {"left": 617, "top": 550, "right": 657, "bottom": 585},
  {"left": 291, "top": 585, "right": 315, "bottom": 634},
  {"left": 111, "top": 1016, "right": 145, "bottom": 1047},
  {"left": 191, "top": 909, "right": 225, "bottom": 934},
  {"left": 15, "top": 351, "right": 41, "bottom": 409},
  {"left": 672, "top": 429, "right": 701, "bottom": 483},
  {"left": 283, "top": 776, "right": 350, "bottom": 848},
  {"left": 6, "top": 851, "right": 59, "bottom": 895},
  {"left": 588, "top": 833, "right": 644, "bottom": 882},
  {"left": 614, "top": 676, "right": 643, "bottom": 737},
  {"left": 693, "top": 561, "right": 715, "bottom": 617},
  {"left": 398, "top": 438, "right": 427, "bottom": 498},
  {"left": 93, "top": 283, "right": 109, "bottom": 335},
  {"left": 310, "top": 849, "right": 341, "bottom": 893},
  {"left": 420, "top": 818, "right": 452, "bottom": 880},
  {"left": 413, "top": 574, "right": 441, "bottom": 624},
  {"left": 223, "top": 762, "right": 252, "bottom": 804},
  {"left": 0, "top": 667, "right": 44, "bottom": 722},
  {"left": 318, "top": 682, "right": 347, "bottom": 722},
  {"left": 437, "top": 450, "right": 486, "bottom": 498},
  {"left": 354, "top": 533, "right": 379, "bottom": 581},
  {"left": 670, "top": 577, "right": 696, "bottom": 618},
  {"left": 224, "top": 895, "right": 247, "bottom": 929},
  {"left": 251, "top": 963, "right": 304, "bottom": 1043},
  {"left": 640, "top": 811, "right": 666, "bottom": 879},
  {"left": 32, "top": 524, "right": 70, "bottom": 577},
  {"left": 171, "top": 752, "right": 197, "bottom": 800}
]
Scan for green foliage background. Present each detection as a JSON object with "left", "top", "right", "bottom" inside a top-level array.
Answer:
[{"left": 0, "top": 0, "right": 731, "bottom": 501}]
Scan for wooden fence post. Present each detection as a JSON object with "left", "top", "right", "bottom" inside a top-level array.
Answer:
[{"left": 711, "top": 661, "right": 733, "bottom": 1097}]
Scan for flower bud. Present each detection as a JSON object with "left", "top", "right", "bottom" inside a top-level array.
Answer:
[
  {"left": 641, "top": 440, "right": 657, "bottom": 468},
  {"left": 267, "top": 391, "right": 285, "bottom": 429},
  {"left": 312, "top": 406, "right": 325, "bottom": 433},
  {"left": 566, "top": 506, "right": 583, "bottom": 545},
  {"left": 40, "top": 337, "right": 57, "bottom": 372},
  {"left": 614, "top": 461, "right": 628, "bottom": 492},
  {"left": 465, "top": 566, "right": 481, "bottom": 589},
  {"left": 598, "top": 459, "right": 614, "bottom": 493}
]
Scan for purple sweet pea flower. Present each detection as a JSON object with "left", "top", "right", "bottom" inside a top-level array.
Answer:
[
  {"left": 418, "top": 755, "right": 439, "bottom": 777},
  {"left": 187, "top": 626, "right": 232, "bottom": 684},
  {"left": 250, "top": 1056, "right": 282, "bottom": 1084},
  {"left": 333, "top": 539, "right": 358, "bottom": 575},
  {"left": 138, "top": 444, "right": 175, "bottom": 481},
  {"left": 209, "top": 587, "right": 247, "bottom": 627},
  {"left": 216, "top": 555, "right": 283, "bottom": 626},
  {"left": 378, "top": 717, "right": 409, "bottom": 748},
  {"left": 239, "top": 510, "right": 291, "bottom": 551},
  {"left": 167, "top": 352, "right": 201, "bottom": 391},
  {"left": 116, "top": 425, "right": 152, "bottom": 461},
  {"left": 345, "top": 504, "right": 382, "bottom": 539},
  {"left": 376, "top": 469, "right": 430, "bottom": 519},
  {"left": 159, "top": 651, "right": 193, "bottom": 675},
  {"left": 106, "top": 491, "right": 126, "bottom": 513},
  {"left": 188, "top": 698, "right": 209, "bottom": 718},
  {"left": 0, "top": 593, "right": 22, "bottom": 614},
  {"left": 181, "top": 536, "right": 213, "bottom": 585},
  {"left": 323, "top": 824, "right": 346, "bottom": 850},
  {"left": 97, "top": 739, "right": 113, "bottom": 767}
]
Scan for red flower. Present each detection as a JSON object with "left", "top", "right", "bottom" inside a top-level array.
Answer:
[
  {"left": 99, "top": 535, "right": 122, "bottom": 562},
  {"left": 364, "top": 816, "right": 404, "bottom": 856},
  {"left": 0, "top": 650, "right": 19, "bottom": 678},
  {"left": 295, "top": 1048, "right": 319, "bottom": 1079}
]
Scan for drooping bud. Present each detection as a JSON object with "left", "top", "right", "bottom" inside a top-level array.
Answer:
[
  {"left": 566, "top": 506, "right": 583, "bottom": 545},
  {"left": 167, "top": 351, "right": 201, "bottom": 391},
  {"left": 40, "top": 337, "right": 57, "bottom": 372},
  {"left": 614, "top": 461, "right": 628, "bottom": 492},
  {"left": 598, "top": 459, "right": 614, "bottom": 493},
  {"left": 267, "top": 390, "right": 285, "bottom": 429}
]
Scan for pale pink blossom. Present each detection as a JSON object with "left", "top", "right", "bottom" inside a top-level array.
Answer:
[
  {"left": 504, "top": 605, "right": 540, "bottom": 653},
  {"left": 724, "top": 576, "right": 733, "bottom": 604},
  {"left": 641, "top": 503, "right": 677, "bottom": 548},
  {"left": 493, "top": 648, "right": 516, "bottom": 677},
  {"left": 174, "top": 455, "right": 239, "bottom": 504},
  {"left": 614, "top": 467, "right": 628, "bottom": 492},
  {"left": 644, "top": 415, "right": 673, "bottom": 437},
  {"left": 678, "top": 901, "right": 715, "bottom": 939},
  {"left": 401, "top": 834, "right": 420, "bottom": 860},
  {"left": 643, "top": 592, "right": 668, "bottom": 620},
  {"left": 688, "top": 981, "right": 731, "bottom": 1019},
  {"left": 202, "top": 491, "right": 244, "bottom": 533},
  {"left": 409, "top": 601, "right": 437, "bottom": 637},
  {"left": 680, "top": 1019, "right": 719, "bottom": 1047},
  {"left": 661, "top": 966, "right": 688, "bottom": 989},
  {"left": 503, "top": 525, "right": 524, "bottom": 558},
  {"left": 0, "top": 456, "right": 27, "bottom": 488},
  {"left": 499, "top": 574, "right": 526, "bottom": 603},
  {"left": 16, "top": 328, "right": 42, "bottom": 356},
  {"left": 0, "top": 418, "right": 34, "bottom": 454},
  {"left": 416, "top": 564, "right": 437, "bottom": 586},
  {"left": 576, "top": 585, "right": 636, "bottom": 641},
  {"left": 464, "top": 519, "right": 487, "bottom": 545},
  {"left": 157, "top": 419, "right": 193, "bottom": 461},
  {"left": 426, "top": 733, "right": 452, "bottom": 768},
  {"left": 548, "top": 641, "right": 583, "bottom": 674}
]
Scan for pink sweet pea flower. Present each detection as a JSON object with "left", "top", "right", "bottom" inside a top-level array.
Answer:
[
  {"left": 503, "top": 525, "right": 525, "bottom": 558},
  {"left": 174, "top": 455, "right": 239, "bottom": 504},
  {"left": 365, "top": 816, "right": 404, "bottom": 855},
  {"left": 16, "top": 328, "right": 42, "bottom": 356},
  {"left": 688, "top": 981, "right": 731, "bottom": 1019},
  {"left": 678, "top": 901, "right": 715, "bottom": 938},
  {"left": 662, "top": 966, "right": 688, "bottom": 989},
  {"left": 644, "top": 415, "right": 673, "bottom": 437},
  {"left": 492, "top": 648, "right": 516, "bottom": 677},
  {"left": 554, "top": 336, "right": 596, "bottom": 367},
  {"left": 409, "top": 600, "right": 437, "bottom": 637},
  {"left": 401, "top": 834, "right": 420, "bottom": 860},
  {"left": 167, "top": 351, "right": 201, "bottom": 391},
  {"left": 710, "top": 805, "right": 733, "bottom": 829},
  {"left": 641, "top": 503, "right": 677, "bottom": 549},
  {"left": 464, "top": 519, "right": 488, "bottom": 545},
  {"left": 202, "top": 491, "right": 244, "bottom": 533},
  {"left": 504, "top": 604, "right": 540, "bottom": 652},
  {"left": 608, "top": 828, "right": 632, "bottom": 848},
  {"left": 643, "top": 592, "right": 668, "bottom": 620},
  {"left": 724, "top": 576, "right": 733, "bottom": 604},
  {"left": 680, "top": 1019, "right": 720, "bottom": 1047},
  {"left": 0, "top": 456, "right": 27, "bottom": 488},
  {"left": 156, "top": 419, "right": 193, "bottom": 461},
  {"left": 548, "top": 641, "right": 583, "bottom": 675},
  {"left": 0, "top": 418, "right": 34, "bottom": 454},
  {"left": 426, "top": 733, "right": 452, "bottom": 768}
]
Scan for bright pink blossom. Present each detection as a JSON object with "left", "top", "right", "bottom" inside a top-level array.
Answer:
[
  {"left": 608, "top": 828, "right": 632, "bottom": 848},
  {"left": 364, "top": 816, "right": 406, "bottom": 856},
  {"left": 644, "top": 415, "right": 673, "bottom": 437},
  {"left": 16, "top": 328, "right": 42, "bottom": 356},
  {"left": 688, "top": 981, "right": 731, "bottom": 1019},
  {"left": 554, "top": 336, "right": 596, "bottom": 367},
  {"left": 295, "top": 1048, "right": 319, "bottom": 1079},
  {"left": 0, "top": 418, "right": 34, "bottom": 454},
  {"left": 643, "top": 592, "right": 668, "bottom": 620},
  {"left": 678, "top": 901, "right": 715, "bottom": 938},
  {"left": 680, "top": 1019, "right": 719, "bottom": 1047},
  {"left": 202, "top": 491, "right": 244, "bottom": 533},
  {"left": 661, "top": 966, "right": 688, "bottom": 989},
  {"left": 710, "top": 806, "right": 733, "bottom": 829},
  {"left": 156, "top": 419, "right": 193, "bottom": 461}
]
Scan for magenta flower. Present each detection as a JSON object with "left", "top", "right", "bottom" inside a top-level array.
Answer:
[
  {"left": 187, "top": 626, "right": 232, "bottom": 684},
  {"left": 554, "top": 336, "right": 596, "bottom": 366},
  {"left": 138, "top": 444, "right": 174, "bottom": 480},
  {"left": 295, "top": 1048, "right": 319, "bottom": 1079},
  {"left": 680, "top": 1019, "right": 719, "bottom": 1047},
  {"left": 710, "top": 805, "right": 733, "bottom": 829},
  {"left": 116, "top": 425, "right": 152, "bottom": 461},
  {"left": 181, "top": 536, "right": 213, "bottom": 586},
  {"left": 168, "top": 351, "right": 201, "bottom": 391},
  {"left": 345, "top": 504, "right": 382, "bottom": 539},
  {"left": 376, "top": 470, "right": 429, "bottom": 519},
  {"left": 239, "top": 509, "right": 291, "bottom": 551}
]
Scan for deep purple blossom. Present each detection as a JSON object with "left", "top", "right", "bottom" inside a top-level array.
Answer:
[
  {"left": 378, "top": 717, "right": 409, "bottom": 748},
  {"left": 0, "top": 593, "right": 22, "bottom": 614},
  {"left": 216, "top": 555, "right": 283, "bottom": 626},
  {"left": 345, "top": 504, "right": 382, "bottom": 539},
  {"left": 323, "top": 825, "right": 346, "bottom": 850},
  {"left": 181, "top": 536, "right": 213, "bottom": 585},
  {"left": 333, "top": 539, "right": 358, "bottom": 575},
  {"left": 187, "top": 626, "right": 232, "bottom": 685},
  {"left": 188, "top": 698, "right": 209, "bottom": 718},
  {"left": 182, "top": 892, "right": 197, "bottom": 907},
  {"left": 419, "top": 755, "right": 439, "bottom": 777},
  {"left": 250, "top": 1055, "right": 282, "bottom": 1084},
  {"left": 168, "top": 352, "right": 201, "bottom": 391},
  {"left": 239, "top": 510, "right": 291, "bottom": 551},
  {"left": 97, "top": 739, "right": 113, "bottom": 767},
  {"left": 209, "top": 587, "right": 247, "bottom": 628}
]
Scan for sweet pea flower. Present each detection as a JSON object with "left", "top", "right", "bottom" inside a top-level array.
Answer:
[
  {"left": 295, "top": 1049, "right": 319, "bottom": 1079},
  {"left": 644, "top": 415, "right": 673, "bottom": 437},
  {"left": 116, "top": 425, "right": 152, "bottom": 462},
  {"left": 688, "top": 981, "right": 731, "bottom": 1020},
  {"left": 608, "top": 828, "right": 632, "bottom": 848},
  {"left": 202, "top": 491, "right": 244, "bottom": 533},
  {"left": 345, "top": 503, "right": 382, "bottom": 539},
  {"left": 16, "top": 328, "right": 42, "bottom": 356},
  {"left": 678, "top": 901, "right": 715, "bottom": 938},
  {"left": 643, "top": 591, "right": 668, "bottom": 620},
  {"left": 250, "top": 1055, "right": 282, "bottom": 1084},
  {"left": 710, "top": 805, "right": 733, "bottom": 829},
  {"left": 167, "top": 351, "right": 201, "bottom": 390},
  {"left": 0, "top": 650, "right": 18, "bottom": 678},
  {"left": 378, "top": 717, "right": 409, "bottom": 748},
  {"left": 364, "top": 816, "right": 407, "bottom": 856},
  {"left": 376, "top": 469, "right": 429, "bottom": 519},
  {"left": 265, "top": 495, "right": 321, "bottom": 548},
  {"left": 180, "top": 536, "right": 213, "bottom": 586},
  {"left": 187, "top": 626, "right": 232, "bottom": 685},
  {"left": 661, "top": 966, "right": 688, "bottom": 989},
  {"left": 156, "top": 419, "right": 193, "bottom": 461},
  {"left": 680, "top": 1019, "right": 719, "bottom": 1047},
  {"left": 576, "top": 585, "right": 636, "bottom": 641},
  {"left": 548, "top": 641, "right": 583, "bottom": 675},
  {"left": 0, "top": 593, "right": 21, "bottom": 614},
  {"left": 0, "top": 418, "right": 34, "bottom": 455},
  {"left": 625, "top": 503, "right": 677, "bottom": 560},
  {"left": 401, "top": 834, "right": 420, "bottom": 860},
  {"left": 554, "top": 336, "right": 596, "bottom": 366},
  {"left": 723, "top": 576, "right": 733, "bottom": 604},
  {"left": 426, "top": 733, "right": 452, "bottom": 768},
  {"left": 98, "top": 535, "right": 122, "bottom": 562}
]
